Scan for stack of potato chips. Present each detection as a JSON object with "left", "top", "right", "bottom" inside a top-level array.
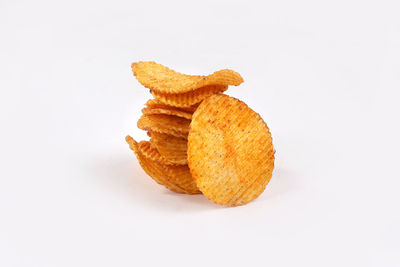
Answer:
[{"left": 126, "top": 62, "right": 275, "bottom": 206}]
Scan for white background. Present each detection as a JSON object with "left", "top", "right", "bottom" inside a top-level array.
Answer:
[{"left": 1, "top": 0, "right": 399, "bottom": 266}]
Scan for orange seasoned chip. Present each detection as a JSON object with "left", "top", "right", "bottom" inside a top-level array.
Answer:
[
  {"left": 151, "top": 85, "right": 228, "bottom": 107},
  {"left": 132, "top": 61, "right": 243, "bottom": 94},
  {"left": 142, "top": 106, "right": 192, "bottom": 120},
  {"left": 135, "top": 140, "right": 178, "bottom": 165},
  {"left": 126, "top": 136, "right": 200, "bottom": 194},
  {"left": 145, "top": 99, "right": 199, "bottom": 113},
  {"left": 145, "top": 98, "right": 164, "bottom": 107},
  {"left": 150, "top": 131, "right": 188, "bottom": 165},
  {"left": 181, "top": 103, "right": 200, "bottom": 113},
  {"left": 187, "top": 94, "right": 275, "bottom": 206},
  {"left": 137, "top": 114, "right": 190, "bottom": 138}
]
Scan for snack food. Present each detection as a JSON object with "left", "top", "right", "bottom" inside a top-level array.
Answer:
[
  {"left": 142, "top": 106, "right": 192, "bottom": 120},
  {"left": 137, "top": 114, "right": 190, "bottom": 139},
  {"left": 135, "top": 140, "right": 177, "bottom": 165},
  {"left": 150, "top": 85, "right": 228, "bottom": 107},
  {"left": 150, "top": 131, "right": 188, "bottom": 165},
  {"left": 126, "top": 136, "right": 200, "bottom": 194},
  {"left": 187, "top": 94, "right": 275, "bottom": 206},
  {"left": 132, "top": 61, "right": 243, "bottom": 94},
  {"left": 126, "top": 61, "right": 275, "bottom": 205},
  {"left": 145, "top": 99, "right": 199, "bottom": 113}
]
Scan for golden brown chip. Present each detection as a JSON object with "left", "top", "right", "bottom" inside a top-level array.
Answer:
[
  {"left": 150, "top": 131, "right": 188, "bottom": 165},
  {"left": 125, "top": 136, "right": 184, "bottom": 193},
  {"left": 126, "top": 136, "right": 200, "bottom": 194},
  {"left": 151, "top": 85, "right": 228, "bottom": 107},
  {"left": 137, "top": 114, "right": 190, "bottom": 139},
  {"left": 187, "top": 94, "right": 275, "bottom": 206},
  {"left": 132, "top": 61, "right": 243, "bottom": 94},
  {"left": 142, "top": 107, "right": 192, "bottom": 120},
  {"left": 135, "top": 140, "right": 178, "bottom": 165},
  {"left": 145, "top": 98, "right": 164, "bottom": 107},
  {"left": 145, "top": 99, "right": 199, "bottom": 113}
]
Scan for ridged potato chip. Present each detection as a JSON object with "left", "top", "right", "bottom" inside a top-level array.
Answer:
[
  {"left": 135, "top": 140, "right": 178, "bottom": 165},
  {"left": 150, "top": 131, "right": 188, "bottom": 165},
  {"left": 132, "top": 61, "right": 243, "bottom": 94},
  {"left": 151, "top": 85, "right": 228, "bottom": 107},
  {"left": 142, "top": 106, "right": 192, "bottom": 120},
  {"left": 187, "top": 94, "right": 275, "bottom": 206},
  {"left": 125, "top": 136, "right": 184, "bottom": 193},
  {"left": 137, "top": 114, "right": 190, "bottom": 138},
  {"left": 126, "top": 136, "right": 200, "bottom": 194},
  {"left": 145, "top": 99, "right": 199, "bottom": 113}
]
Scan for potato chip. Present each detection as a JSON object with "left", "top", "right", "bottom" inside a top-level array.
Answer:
[
  {"left": 137, "top": 114, "right": 190, "bottom": 138},
  {"left": 145, "top": 99, "right": 199, "bottom": 113},
  {"left": 142, "top": 106, "right": 192, "bottom": 120},
  {"left": 125, "top": 136, "right": 184, "bottom": 192},
  {"left": 151, "top": 85, "right": 228, "bottom": 107},
  {"left": 135, "top": 140, "right": 178, "bottom": 165},
  {"left": 126, "top": 136, "right": 200, "bottom": 194},
  {"left": 132, "top": 61, "right": 243, "bottom": 94},
  {"left": 187, "top": 94, "right": 275, "bottom": 206},
  {"left": 150, "top": 131, "right": 188, "bottom": 165}
]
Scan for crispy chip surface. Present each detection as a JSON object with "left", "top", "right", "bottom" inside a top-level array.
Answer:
[
  {"left": 187, "top": 94, "right": 275, "bottom": 206},
  {"left": 132, "top": 61, "right": 243, "bottom": 94},
  {"left": 150, "top": 131, "right": 188, "bottom": 165},
  {"left": 151, "top": 85, "right": 227, "bottom": 107},
  {"left": 136, "top": 140, "right": 178, "bottom": 165},
  {"left": 126, "top": 136, "right": 200, "bottom": 194},
  {"left": 137, "top": 114, "right": 190, "bottom": 138},
  {"left": 145, "top": 99, "right": 199, "bottom": 113},
  {"left": 142, "top": 107, "right": 192, "bottom": 120}
]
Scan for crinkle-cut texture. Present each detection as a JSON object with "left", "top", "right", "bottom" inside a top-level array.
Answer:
[
  {"left": 142, "top": 106, "right": 192, "bottom": 120},
  {"left": 150, "top": 131, "right": 188, "bottom": 165},
  {"left": 151, "top": 85, "right": 228, "bottom": 108},
  {"left": 145, "top": 99, "right": 199, "bottom": 113},
  {"left": 188, "top": 94, "right": 275, "bottom": 206},
  {"left": 132, "top": 61, "right": 243, "bottom": 94},
  {"left": 137, "top": 114, "right": 190, "bottom": 139},
  {"left": 126, "top": 136, "right": 200, "bottom": 194},
  {"left": 135, "top": 140, "right": 179, "bottom": 165},
  {"left": 125, "top": 136, "right": 183, "bottom": 193}
]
